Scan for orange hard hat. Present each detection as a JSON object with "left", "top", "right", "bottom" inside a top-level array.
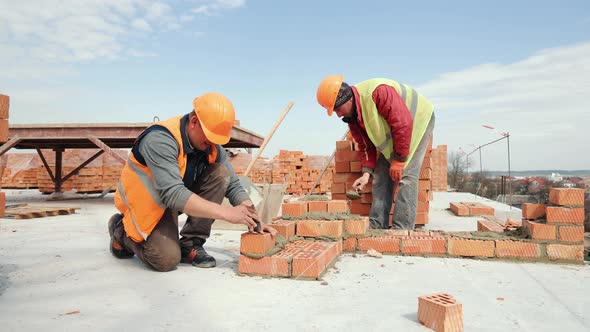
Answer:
[
  {"left": 316, "top": 75, "right": 344, "bottom": 116},
  {"left": 193, "top": 92, "right": 235, "bottom": 145}
]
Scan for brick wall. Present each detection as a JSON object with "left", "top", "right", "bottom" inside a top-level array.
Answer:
[{"left": 431, "top": 144, "right": 447, "bottom": 191}]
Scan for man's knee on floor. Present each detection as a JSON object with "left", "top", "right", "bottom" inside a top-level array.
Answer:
[{"left": 145, "top": 244, "right": 181, "bottom": 272}]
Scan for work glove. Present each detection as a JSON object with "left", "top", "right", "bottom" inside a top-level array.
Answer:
[{"left": 389, "top": 160, "right": 405, "bottom": 182}]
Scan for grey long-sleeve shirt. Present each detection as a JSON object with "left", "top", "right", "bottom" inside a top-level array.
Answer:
[{"left": 137, "top": 129, "right": 250, "bottom": 212}]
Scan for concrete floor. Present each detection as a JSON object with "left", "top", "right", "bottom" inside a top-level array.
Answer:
[{"left": 0, "top": 190, "right": 588, "bottom": 331}]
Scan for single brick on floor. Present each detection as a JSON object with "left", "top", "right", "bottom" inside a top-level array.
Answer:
[
  {"left": 477, "top": 219, "right": 504, "bottom": 233},
  {"left": 271, "top": 219, "right": 297, "bottom": 239},
  {"left": 521, "top": 203, "right": 546, "bottom": 220},
  {"left": 448, "top": 238, "right": 494, "bottom": 257},
  {"left": 401, "top": 236, "right": 446, "bottom": 255},
  {"left": 296, "top": 219, "right": 343, "bottom": 238},
  {"left": 418, "top": 293, "right": 463, "bottom": 332},
  {"left": 344, "top": 217, "right": 369, "bottom": 235},
  {"left": 557, "top": 225, "right": 584, "bottom": 243},
  {"left": 465, "top": 202, "right": 494, "bottom": 216},
  {"left": 281, "top": 201, "right": 308, "bottom": 217},
  {"left": 546, "top": 244, "right": 584, "bottom": 262},
  {"left": 240, "top": 232, "right": 276, "bottom": 255},
  {"left": 495, "top": 241, "right": 541, "bottom": 259},
  {"left": 548, "top": 188, "right": 584, "bottom": 206},
  {"left": 523, "top": 220, "right": 556, "bottom": 240},
  {"left": 357, "top": 236, "right": 400, "bottom": 253},
  {"left": 546, "top": 207, "right": 584, "bottom": 224},
  {"left": 449, "top": 202, "right": 468, "bottom": 216}
]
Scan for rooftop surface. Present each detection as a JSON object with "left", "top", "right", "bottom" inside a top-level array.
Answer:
[{"left": 0, "top": 190, "right": 588, "bottom": 331}]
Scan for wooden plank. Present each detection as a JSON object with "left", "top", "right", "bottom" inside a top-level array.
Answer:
[{"left": 3, "top": 205, "right": 79, "bottom": 219}]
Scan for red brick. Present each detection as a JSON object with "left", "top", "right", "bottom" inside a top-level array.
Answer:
[
  {"left": 360, "top": 193, "right": 373, "bottom": 204},
  {"left": 271, "top": 219, "right": 297, "bottom": 239},
  {"left": 344, "top": 217, "right": 369, "bottom": 235},
  {"left": 464, "top": 202, "right": 494, "bottom": 216},
  {"left": 281, "top": 201, "right": 307, "bottom": 217},
  {"left": 495, "top": 241, "right": 541, "bottom": 259},
  {"left": 296, "top": 219, "right": 343, "bottom": 238},
  {"left": 331, "top": 183, "right": 345, "bottom": 194},
  {"left": 549, "top": 188, "right": 584, "bottom": 206},
  {"left": 546, "top": 207, "right": 584, "bottom": 224},
  {"left": 546, "top": 244, "right": 584, "bottom": 262},
  {"left": 327, "top": 200, "right": 349, "bottom": 213},
  {"left": 0, "top": 94, "right": 8, "bottom": 119},
  {"left": 419, "top": 167, "right": 432, "bottom": 180},
  {"left": 357, "top": 236, "right": 400, "bottom": 253},
  {"left": 504, "top": 218, "right": 522, "bottom": 229},
  {"left": 0, "top": 119, "right": 8, "bottom": 142},
  {"left": 521, "top": 203, "right": 546, "bottom": 220},
  {"left": 240, "top": 232, "right": 276, "bottom": 255},
  {"left": 523, "top": 220, "right": 556, "bottom": 240},
  {"left": 384, "top": 229, "right": 409, "bottom": 236},
  {"left": 290, "top": 241, "right": 340, "bottom": 279},
  {"left": 450, "top": 202, "right": 468, "bottom": 216},
  {"left": 307, "top": 201, "right": 328, "bottom": 213},
  {"left": 350, "top": 202, "right": 371, "bottom": 215},
  {"left": 418, "top": 190, "right": 430, "bottom": 202},
  {"left": 415, "top": 211, "right": 429, "bottom": 225},
  {"left": 335, "top": 150, "right": 361, "bottom": 162},
  {"left": 401, "top": 236, "right": 446, "bottom": 255},
  {"left": 477, "top": 219, "right": 504, "bottom": 233},
  {"left": 419, "top": 180, "right": 431, "bottom": 191},
  {"left": 336, "top": 140, "right": 353, "bottom": 151},
  {"left": 350, "top": 161, "right": 361, "bottom": 172},
  {"left": 331, "top": 193, "right": 347, "bottom": 200},
  {"left": 238, "top": 247, "right": 299, "bottom": 277},
  {"left": 418, "top": 293, "right": 463, "bottom": 332},
  {"left": 343, "top": 238, "right": 357, "bottom": 252},
  {"left": 0, "top": 192, "right": 5, "bottom": 218},
  {"left": 334, "top": 161, "right": 350, "bottom": 173},
  {"left": 417, "top": 200, "right": 430, "bottom": 212},
  {"left": 448, "top": 238, "right": 494, "bottom": 257},
  {"left": 558, "top": 225, "right": 584, "bottom": 243}
]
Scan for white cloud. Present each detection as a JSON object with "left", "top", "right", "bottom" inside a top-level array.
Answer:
[
  {"left": 418, "top": 42, "right": 590, "bottom": 170},
  {"left": 131, "top": 18, "right": 152, "bottom": 31},
  {"left": 191, "top": 0, "right": 246, "bottom": 16},
  {"left": 127, "top": 48, "right": 158, "bottom": 57}
]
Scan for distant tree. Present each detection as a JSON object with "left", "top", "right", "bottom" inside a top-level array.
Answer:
[{"left": 448, "top": 152, "right": 471, "bottom": 191}]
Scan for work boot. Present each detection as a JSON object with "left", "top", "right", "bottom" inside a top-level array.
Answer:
[
  {"left": 181, "top": 239, "right": 216, "bottom": 268},
  {"left": 108, "top": 213, "right": 134, "bottom": 259}
]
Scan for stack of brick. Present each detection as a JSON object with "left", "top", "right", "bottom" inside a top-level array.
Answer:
[
  {"left": 272, "top": 150, "right": 333, "bottom": 194},
  {"left": 229, "top": 152, "right": 273, "bottom": 184},
  {"left": 431, "top": 145, "right": 448, "bottom": 192},
  {"left": 331, "top": 137, "right": 433, "bottom": 225},
  {"left": 1, "top": 153, "right": 41, "bottom": 189},
  {"left": 0, "top": 94, "right": 8, "bottom": 143}
]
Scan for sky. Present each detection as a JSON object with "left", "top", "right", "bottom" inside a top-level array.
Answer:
[{"left": 1, "top": 0, "right": 589, "bottom": 171}]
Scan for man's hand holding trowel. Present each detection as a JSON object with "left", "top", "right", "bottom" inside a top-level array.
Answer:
[{"left": 245, "top": 203, "right": 278, "bottom": 237}]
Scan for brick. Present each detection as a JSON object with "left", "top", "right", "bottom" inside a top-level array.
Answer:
[
  {"left": 357, "top": 236, "right": 400, "bottom": 253},
  {"left": 419, "top": 180, "right": 431, "bottom": 191},
  {"left": 465, "top": 202, "right": 494, "bottom": 216},
  {"left": 331, "top": 182, "right": 345, "bottom": 194},
  {"left": 307, "top": 201, "right": 328, "bottom": 213},
  {"left": 546, "top": 244, "right": 584, "bottom": 262},
  {"left": 360, "top": 193, "right": 373, "bottom": 204},
  {"left": 344, "top": 217, "right": 369, "bottom": 235},
  {"left": 385, "top": 229, "right": 409, "bottom": 236},
  {"left": 477, "top": 219, "right": 504, "bottom": 233},
  {"left": 450, "top": 202, "right": 468, "bottom": 216},
  {"left": 296, "top": 219, "right": 343, "bottom": 238},
  {"left": 549, "top": 188, "right": 584, "bottom": 206},
  {"left": 546, "top": 207, "right": 584, "bottom": 224},
  {"left": 350, "top": 202, "right": 371, "bottom": 215},
  {"left": 350, "top": 161, "right": 361, "bottom": 172},
  {"left": 419, "top": 167, "right": 432, "bottom": 180},
  {"left": 521, "top": 203, "right": 546, "bottom": 220},
  {"left": 557, "top": 225, "right": 584, "bottom": 243},
  {"left": 0, "top": 94, "right": 8, "bottom": 119},
  {"left": 335, "top": 151, "right": 361, "bottom": 162},
  {"left": 271, "top": 219, "right": 297, "bottom": 239},
  {"left": 504, "top": 218, "right": 522, "bottom": 230},
  {"left": 448, "top": 238, "right": 494, "bottom": 257},
  {"left": 334, "top": 161, "right": 350, "bottom": 173},
  {"left": 417, "top": 200, "right": 430, "bottom": 212},
  {"left": 331, "top": 193, "right": 347, "bottom": 200},
  {"left": 401, "top": 236, "right": 446, "bottom": 255},
  {"left": 495, "top": 241, "right": 541, "bottom": 259},
  {"left": 415, "top": 211, "right": 429, "bottom": 225},
  {"left": 281, "top": 201, "right": 307, "bottom": 217},
  {"left": 0, "top": 192, "right": 4, "bottom": 218},
  {"left": 418, "top": 293, "right": 463, "bottom": 332},
  {"left": 0, "top": 119, "right": 8, "bottom": 142},
  {"left": 327, "top": 200, "right": 349, "bottom": 213},
  {"left": 237, "top": 248, "right": 296, "bottom": 277},
  {"left": 523, "top": 220, "right": 556, "bottom": 240},
  {"left": 336, "top": 140, "right": 353, "bottom": 151},
  {"left": 418, "top": 190, "right": 430, "bottom": 202},
  {"left": 240, "top": 232, "right": 276, "bottom": 255},
  {"left": 290, "top": 241, "right": 339, "bottom": 279},
  {"left": 343, "top": 238, "right": 357, "bottom": 252}
]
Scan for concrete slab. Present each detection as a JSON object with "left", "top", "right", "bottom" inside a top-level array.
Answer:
[{"left": 0, "top": 190, "right": 588, "bottom": 331}]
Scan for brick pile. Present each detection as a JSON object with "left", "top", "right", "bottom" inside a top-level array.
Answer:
[
  {"left": 271, "top": 150, "right": 333, "bottom": 194},
  {"left": 431, "top": 145, "right": 448, "bottom": 192},
  {"left": 1, "top": 153, "right": 41, "bottom": 189},
  {"left": 238, "top": 188, "right": 585, "bottom": 279},
  {"left": 229, "top": 152, "right": 273, "bottom": 184},
  {"left": 330, "top": 137, "right": 434, "bottom": 225}
]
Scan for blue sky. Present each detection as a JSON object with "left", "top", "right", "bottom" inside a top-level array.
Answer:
[{"left": 1, "top": 0, "right": 589, "bottom": 171}]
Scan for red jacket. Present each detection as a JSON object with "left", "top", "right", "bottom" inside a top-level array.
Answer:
[{"left": 349, "top": 84, "right": 413, "bottom": 172}]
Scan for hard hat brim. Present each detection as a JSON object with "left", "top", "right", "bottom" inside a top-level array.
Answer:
[{"left": 199, "top": 118, "right": 231, "bottom": 145}]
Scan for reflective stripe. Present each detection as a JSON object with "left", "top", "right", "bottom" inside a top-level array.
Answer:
[
  {"left": 117, "top": 180, "right": 148, "bottom": 240},
  {"left": 128, "top": 157, "right": 166, "bottom": 210},
  {"left": 376, "top": 131, "right": 392, "bottom": 152},
  {"left": 409, "top": 89, "right": 418, "bottom": 117},
  {"left": 399, "top": 83, "right": 407, "bottom": 102}
]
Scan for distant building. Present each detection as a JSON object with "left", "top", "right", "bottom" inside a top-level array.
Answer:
[{"left": 550, "top": 173, "right": 563, "bottom": 182}]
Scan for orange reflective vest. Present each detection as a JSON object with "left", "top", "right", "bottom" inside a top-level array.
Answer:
[{"left": 114, "top": 115, "right": 216, "bottom": 242}]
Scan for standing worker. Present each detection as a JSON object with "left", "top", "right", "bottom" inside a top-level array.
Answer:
[
  {"left": 108, "top": 92, "right": 276, "bottom": 272},
  {"left": 317, "top": 76, "right": 435, "bottom": 230}
]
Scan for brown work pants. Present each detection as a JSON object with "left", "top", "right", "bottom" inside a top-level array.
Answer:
[{"left": 113, "top": 163, "right": 230, "bottom": 272}]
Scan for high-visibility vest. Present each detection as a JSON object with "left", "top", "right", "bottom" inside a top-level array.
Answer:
[
  {"left": 114, "top": 115, "right": 216, "bottom": 242},
  {"left": 355, "top": 78, "right": 433, "bottom": 166}
]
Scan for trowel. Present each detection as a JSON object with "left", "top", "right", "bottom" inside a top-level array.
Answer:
[{"left": 345, "top": 187, "right": 362, "bottom": 200}]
